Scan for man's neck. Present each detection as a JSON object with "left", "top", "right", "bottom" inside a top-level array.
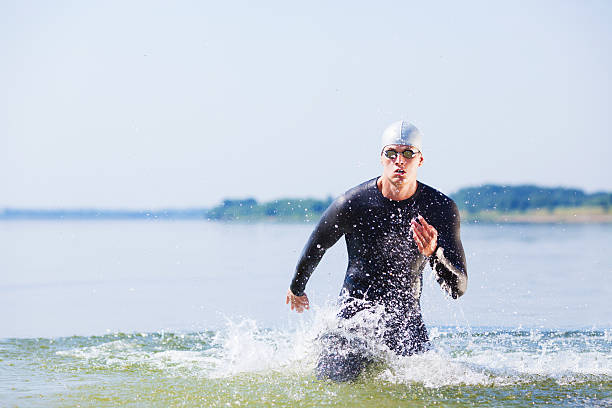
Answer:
[{"left": 377, "top": 177, "right": 418, "bottom": 201}]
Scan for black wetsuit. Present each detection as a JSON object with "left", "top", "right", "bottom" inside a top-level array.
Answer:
[{"left": 289, "top": 178, "right": 467, "bottom": 381}]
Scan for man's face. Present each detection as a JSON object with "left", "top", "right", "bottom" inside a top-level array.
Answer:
[{"left": 380, "top": 144, "right": 423, "bottom": 186}]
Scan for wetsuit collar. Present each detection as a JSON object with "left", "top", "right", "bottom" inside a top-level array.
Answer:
[{"left": 374, "top": 177, "right": 422, "bottom": 203}]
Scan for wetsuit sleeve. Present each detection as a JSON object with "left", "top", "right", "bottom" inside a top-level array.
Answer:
[
  {"left": 429, "top": 200, "right": 468, "bottom": 299},
  {"left": 289, "top": 196, "right": 349, "bottom": 296}
]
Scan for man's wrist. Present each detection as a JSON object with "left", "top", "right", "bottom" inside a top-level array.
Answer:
[
  {"left": 289, "top": 286, "right": 304, "bottom": 297},
  {"left": 428, "top": 245, "right": 441, "bottom": 267}
]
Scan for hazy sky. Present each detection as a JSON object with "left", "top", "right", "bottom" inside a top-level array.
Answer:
[{"left": 2, "top": 0, "right": 611, "bottom": 208}]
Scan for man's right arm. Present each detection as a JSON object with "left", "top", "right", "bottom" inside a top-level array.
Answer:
[{"left": 288, "top": 195, "right": 349, "bottom": 297}]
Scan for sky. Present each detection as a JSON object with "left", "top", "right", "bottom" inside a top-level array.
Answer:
[{"left": 1, "top": 0, "right": 611, "bottom": 209}]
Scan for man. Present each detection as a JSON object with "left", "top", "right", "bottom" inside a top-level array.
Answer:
[{"left": 285, "top": 121, "right": 467, "bottom": 382}]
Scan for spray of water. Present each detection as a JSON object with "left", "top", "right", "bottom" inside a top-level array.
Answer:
[{"left": 55, "top": 303, "right": 611, "bottom": 387}]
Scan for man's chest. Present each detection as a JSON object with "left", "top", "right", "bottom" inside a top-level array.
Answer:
[{"left": 349, "top": 203, "right": 419, "bottom": 232}]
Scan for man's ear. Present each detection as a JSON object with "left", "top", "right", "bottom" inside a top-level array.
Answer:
[{"left": 418, "top": 155, "right": 424, "bottom": 167}]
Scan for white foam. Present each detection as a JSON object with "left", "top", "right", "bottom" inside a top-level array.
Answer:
[
  {"left": 55, "top": 307, "right": 612, "bottom": 386},
  {"left": 202, "top": 318, "right": 310, "bottom": 378},
  {"left": 378, "top": 349, "right": 495, "bottom": 387}
]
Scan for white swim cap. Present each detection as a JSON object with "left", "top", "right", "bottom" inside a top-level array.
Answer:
[{"left": 381, "top": 121, "right": 422, "bottom": 151}]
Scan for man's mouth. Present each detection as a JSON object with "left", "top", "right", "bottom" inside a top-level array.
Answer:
[{"left": 395, "top": 169, "right": 406, "bottom": 174}]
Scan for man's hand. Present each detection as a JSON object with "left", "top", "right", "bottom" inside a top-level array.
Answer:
[
  {"left": 286, "top": 289, "right": 310, "bottom": 313},
  {"left": 411, "top": 215, "right": 438, "bottom": 257}
]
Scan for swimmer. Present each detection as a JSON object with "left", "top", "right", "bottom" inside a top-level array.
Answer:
[{"left": 286, "top": 121, "right": 468, "bottom": 382}]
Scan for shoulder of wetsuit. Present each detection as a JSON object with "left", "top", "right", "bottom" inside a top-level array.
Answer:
[
  {"left": 329, "top": 178, "right": 378, "bottom": 210},
  {"left": 416, "top": 183, "right": 460, "bottom": 215},
  {"left": 417, "top": 182, "right": 453, "bottom": 205},
  {"left": 344, "top": 177, "right": 378, "bottom": 200}
]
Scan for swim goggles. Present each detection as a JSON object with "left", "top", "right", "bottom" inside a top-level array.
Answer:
[{"left": 383, "top": 148, "right": 420, "bottom": 160}]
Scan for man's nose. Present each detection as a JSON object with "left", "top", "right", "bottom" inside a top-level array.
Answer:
[{"left": 394, "top": 154, "right": 406, "bottom": 164}]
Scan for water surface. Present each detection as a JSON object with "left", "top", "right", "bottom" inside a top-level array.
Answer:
[{"left": 2, "top": 221, "right": 611, "bottom": 406}]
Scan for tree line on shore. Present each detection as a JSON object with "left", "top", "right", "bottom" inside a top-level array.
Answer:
[
  {"left": 452, "top": 184, "right": 611, "bottom": 213},
  {"left": 1, "top": 184, "right": 610, "bottom": 221},
  {"left": 206, "top": 185, "right": 611, "bottom": 221}
]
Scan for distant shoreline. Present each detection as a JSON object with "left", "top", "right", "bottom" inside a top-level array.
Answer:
[
  {"left": 461, "top": 208, "right": 612, "bottom": 224},
  {"left": 1, "top": 208, "right": 611, "bottom": 224},
  {"left": 2, "top": 183, "right": 611, "bottom": 224}
]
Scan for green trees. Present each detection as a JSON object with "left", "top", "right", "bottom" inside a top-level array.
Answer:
[
  {"left": 204, "top": 185, "right": 611, "bottom": 221},
  {"left": 206, "top": 197, "right": 333, "bottom": 221},
  {"left": 2, "top": 185, "right": 608, "bottom": 221},
  {"left": 452, "top": 185, "right": 611, "bottom": 213}
]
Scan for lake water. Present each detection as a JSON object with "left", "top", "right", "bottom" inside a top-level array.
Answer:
[{"left": 1, "top": 221, "right": 611, "bottom": 407}]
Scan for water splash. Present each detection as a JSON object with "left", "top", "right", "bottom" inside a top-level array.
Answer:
[{"left": 50, "top": 306, "right": 612, "bottom": 387}]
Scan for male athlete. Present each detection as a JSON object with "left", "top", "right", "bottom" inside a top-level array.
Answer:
[{"left": 285, "top": 121, "right": 467, "bottom": 381}]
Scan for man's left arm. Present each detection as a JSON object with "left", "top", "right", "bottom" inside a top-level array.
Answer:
[{"left": 411, "top": 202, "right": 468, "bottom": 299}]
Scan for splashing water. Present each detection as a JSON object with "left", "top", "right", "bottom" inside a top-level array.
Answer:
[{"left": 2, "top": 303, "right": 610, "bottom": 407}]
